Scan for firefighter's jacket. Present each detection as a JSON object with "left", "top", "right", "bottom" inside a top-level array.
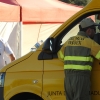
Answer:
[{"left": 57, "top": 31, "right": 100, "bottom": 71}]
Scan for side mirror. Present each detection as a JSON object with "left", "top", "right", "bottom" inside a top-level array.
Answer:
[
  {"left": 42, "top": 37, "right": 55, "bottom": 53},
  {"left": 49, "top": 37, "right": 55, "bottom": 52}
]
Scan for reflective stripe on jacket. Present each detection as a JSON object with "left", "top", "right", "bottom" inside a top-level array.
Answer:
[{"left": 57, "top": 31, "right": 100, "bottom": 71}]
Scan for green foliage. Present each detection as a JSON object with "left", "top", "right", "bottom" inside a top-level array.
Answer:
[{"left": 60, "top": 0, "right": 87, "bottom": 6}]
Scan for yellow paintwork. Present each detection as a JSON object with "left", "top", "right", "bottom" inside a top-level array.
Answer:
[{"left": 1, "top": 0, "right": 100, "bottom": 100}]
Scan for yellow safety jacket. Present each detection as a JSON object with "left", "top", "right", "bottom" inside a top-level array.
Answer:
[{"left": 57, "top": 31, "right": 100, "bottom": 71}]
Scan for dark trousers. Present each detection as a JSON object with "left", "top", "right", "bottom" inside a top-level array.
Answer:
[{"left": 64, "top": 70, "right": 91, "bottom": 100}]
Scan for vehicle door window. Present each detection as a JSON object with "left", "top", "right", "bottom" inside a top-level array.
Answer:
[
  {"left": 61, "top": 24, "right": 79, "bottom": 45},
  {"left": 59, "top": 14, "right": 97, "bottom": 47}
]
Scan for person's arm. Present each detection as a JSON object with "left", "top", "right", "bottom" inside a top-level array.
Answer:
[
  {"left": 4, "top": 41, "right": 16, "bottom": 62},
  {"left": 90, "top": 39, "right": 100, "bottom": 60},
  {"left": 9, "top": 54, "right": 15, "bottom": 61},
  {"left": 57, "top": 44, "right": 65, "bottom": 62}
]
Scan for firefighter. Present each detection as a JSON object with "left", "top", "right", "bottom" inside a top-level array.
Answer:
[{"left": 57, "top": 18, "right": 100, "bottom": 100}]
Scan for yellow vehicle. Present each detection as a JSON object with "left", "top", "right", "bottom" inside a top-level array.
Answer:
[{"left": 1, "top": 0, "right": 100, "bottom": 100}]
